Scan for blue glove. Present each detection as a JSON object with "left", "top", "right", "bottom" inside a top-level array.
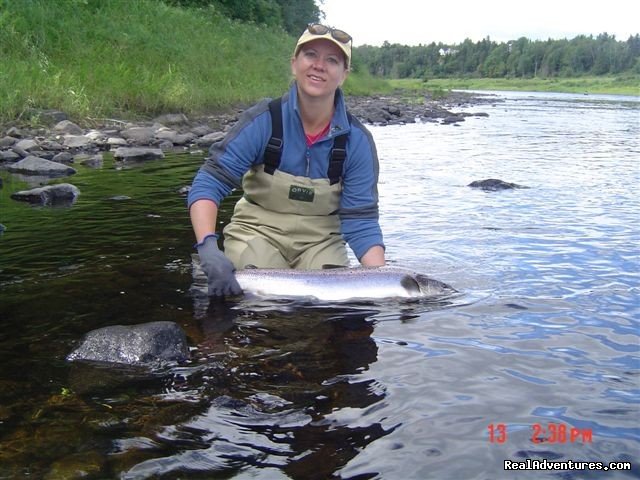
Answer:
[{"left": 196, "top": 234, "right": 243, "bottom": 297}]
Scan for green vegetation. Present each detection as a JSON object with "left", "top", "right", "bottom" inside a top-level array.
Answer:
[
  {"left": 355, "top": 34, "right": 640, "bottom": 80},
  {"left": 0, "top": 0, "right": 293, "bottom": 123},
  {"left": 165, "top": 0, "right": 321, "bottom": 35},
  {"left": 0, "top": 0, "right": 636, "bottom": 127},
  {"left": 391, "top": 76, "right": 640, "bottom": 96}
]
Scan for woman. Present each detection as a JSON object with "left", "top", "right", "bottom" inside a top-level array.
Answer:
[{"left": 188, "top": 23, "right": 385, "bottom": 296}]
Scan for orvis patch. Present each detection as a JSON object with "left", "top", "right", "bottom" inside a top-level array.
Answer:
[{"left": 288, "top": 185, "right": 315, "bottom": 202}]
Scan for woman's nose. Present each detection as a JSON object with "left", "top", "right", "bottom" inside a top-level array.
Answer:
[{"left": 311, "top": 58, "right": 326, "bottom": 70}]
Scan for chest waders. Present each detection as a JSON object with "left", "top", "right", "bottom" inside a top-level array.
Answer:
[{"left": 223, "top": 98, "right": 351, "bottom": 269}]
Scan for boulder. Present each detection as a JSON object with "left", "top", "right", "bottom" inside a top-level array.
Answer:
[
  {"left": 14, "top": 138, "right": 39, "bottom": 152},
  {"left": 195, "top": 131, "right": 225, "bottom": 147},
  {"left": 66, "top": 321, "right": 190, "bottom": 365},
  {"left": 113, "top": 147, "right": 164, "bottom": 161},
  {"left": 0, "top": 136, "right": 17, "bottom": 147},
  {"left": 63, "top": 135, "right": 92, "bottom": 149},
  {"left": 120, "top": 126, "right": 156, "bottom": 145},
  {"left": 0, "top": 150, "right": 20, "bottom": 162},
  {"left": 6, "top": 156, "right": 76, "bottom": 177},
  {"left": 107, "top": 137, "right": 127, "bottom": 147},
  {"left": 468, "top": 179, "right": 527, "bottom": 191},
  {"left": 10, "top": 183, "right": 80, "bottom": 206},
  {"left": 53, "top": 120, "right": 83, "bottom": 135}
]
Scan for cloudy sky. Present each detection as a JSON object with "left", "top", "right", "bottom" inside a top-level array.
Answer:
[{"left": 320, "top": 0, "right": 640, "bottom": 46}]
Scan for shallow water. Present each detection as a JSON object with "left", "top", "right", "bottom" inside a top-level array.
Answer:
[{"left": 0, "top": 91, "right": 638, "bottom": 479}]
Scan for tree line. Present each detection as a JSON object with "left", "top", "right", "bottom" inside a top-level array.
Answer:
[{"left": 353, "top": 33, "right": 640, "bottom": 79}]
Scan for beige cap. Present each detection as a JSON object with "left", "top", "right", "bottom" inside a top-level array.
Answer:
[{"left": 294, "top": 25, "right": 352, "bottom": 69}]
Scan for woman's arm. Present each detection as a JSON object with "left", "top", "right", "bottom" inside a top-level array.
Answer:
[
  {"left": 189, "top": 199, "right": 219, "bottom": 243},
  {"left": 359, "top": 245, "right": 385, "bottom": 267}
]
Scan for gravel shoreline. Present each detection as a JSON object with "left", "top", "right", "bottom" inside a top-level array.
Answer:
[{"left": 0, "top": 90, "right": 499, "bottom": 206}]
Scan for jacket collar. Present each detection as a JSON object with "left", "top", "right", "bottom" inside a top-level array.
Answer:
[{"left": 287, "top": 82, "right": 351, "bottom": 139}]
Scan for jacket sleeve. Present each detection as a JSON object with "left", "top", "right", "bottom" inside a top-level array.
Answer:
[
  {"left": 339, "top": 120, "right": 385, "bottom": 260},
  {"left": 187, "top": 100, "right": 270, "bottom": 208}
]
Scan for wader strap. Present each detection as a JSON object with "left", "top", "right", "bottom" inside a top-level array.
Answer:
[
  {"left": 329, "top": 129, "right": 348, "bottom": 185},
  {"left": 264, "top": 98, "right": 284, "bottom": 175},
  {"left": 264, "top": 98, "right": 351, "bottom": 184}
]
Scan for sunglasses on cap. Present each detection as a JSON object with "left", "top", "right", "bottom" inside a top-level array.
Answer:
[{"left": 306, "top": 23, "right": 352, "bottom": 44}]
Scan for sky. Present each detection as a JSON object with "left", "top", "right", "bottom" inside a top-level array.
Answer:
[{"left": 320, "top": 0, "right": 640, "bottom": 46}]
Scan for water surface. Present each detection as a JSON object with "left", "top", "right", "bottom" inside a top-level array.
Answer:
[{"left": 0, "top": 91, "right": 638, "bottom": 479}]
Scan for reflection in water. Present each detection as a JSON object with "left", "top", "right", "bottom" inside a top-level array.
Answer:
[{"left": 115, "top": 306, "right": 388, "bottom": 479}]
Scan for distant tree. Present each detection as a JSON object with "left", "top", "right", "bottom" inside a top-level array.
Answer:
[{"left": 352, "top": 32, "right": 639, "bottom": 79}]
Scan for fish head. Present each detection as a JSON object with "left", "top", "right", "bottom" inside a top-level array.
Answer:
[{"left": 413, "top": 273, "right": 457, "bottom": 297}]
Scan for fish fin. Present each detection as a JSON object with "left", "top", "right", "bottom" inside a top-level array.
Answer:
[
  {"left": 321, "top": 264, "right": 347, "bottom": 270},
  {"left": 400, "top": 275, "right": 421, "bottom": 294}
]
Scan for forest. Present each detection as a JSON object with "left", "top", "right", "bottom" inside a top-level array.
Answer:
[{"left": 353, "top": 34, "right": 640, "bottom": 79}]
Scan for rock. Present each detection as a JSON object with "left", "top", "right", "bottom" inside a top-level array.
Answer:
[
  {"left": 11, "top": 145, "right": 29, "bottom": 158},
  {"left": 196, "top": 131, "right": 225, "bottom": 147},
  {"left": 6, "top": 156, "right": 77, "bottom": 177},
  {"left": 107, "top": 137, "right": 127, "bottom": 147},
  {"left": 85, "top": 129, "right": 107, "bottom": 144},
  {"left": 155, "top": 129, "right": 194, "bottom": 146},
  {"left": 53, "top": 120, "right": 83, "bottom": 135},
  {"left": 6, "top": 127, "right": 23, "bottom": 138},
  {"left": 468, "top": 179, "right": 527, "bottom": 191},
  {"left": 191, "top": 125, "right": 213, "bottom": 136},
  {"left": 120, "top": 126, "right": 156, "bottom": 145},
  {"left": 0, "top": 150, "right": 20, "bottom": 162},
  {"left": 10, "top": 183, "right": 80, "bottom": 206},
  {"left": 155, "top": 129, "right": 178, "bottom": 143},
  {"left": 113, "top": 147, "right": 164, "bottom": 161},
  {"left": 154, "top": 113, "right": 189, "bottom": 125},
  {"left": 51, "top": 152, "right": 74, "bottom": 164},
  {"left": 63, "top": 135, "right": 92, "bottom": 148},
  {"left": 14, "top": 138, "right": 39, "bottom": 152},
  {"left": 442, "top": 115, "right": 465, "bottom": 124},
  {"left": 66, "top": 321, "right": 190, "bottom": 365},
  {"left": 38, "top": 139, "right": 65, "bottom": 151},
  {"left": 34, "top": 109, "right": 69, "bottom": 125},
  {"left": 77, "top": 153, "right": 103, "bottom": 168},
  {"left": 0, "top": 136, "right": 17, "bottom": 147}
]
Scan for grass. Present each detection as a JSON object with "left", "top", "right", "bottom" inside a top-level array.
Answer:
[
  {"left": 390, "top": 76, "right": 640, "bottom": 96},
  {"left": 0, "top": 0, "right": 392, "bottom": 126},
  {"left": 0, "top": 0, "right": 295, "bottom": 124}
]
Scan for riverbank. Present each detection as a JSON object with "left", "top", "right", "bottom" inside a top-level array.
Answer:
[
  {"left": 0, "top": 90, "right": 496, "bottom": 206},
  {"left": 391, "top": 76, "right": 640, "bottom": 96}
]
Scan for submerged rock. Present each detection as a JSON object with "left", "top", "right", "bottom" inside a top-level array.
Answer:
[
  {"left": 468, "top": 179, "right": 527, "bottom": 191},
  {"left": 11, "top": 183, "right": 80, "bottom": 206},
  {"left": 66, "top": 321, "right": 190, "bottom": 366},
  {"left": 113, "top": 147, "right": 164, "bottom": 161},
  {"left": 6, "top": 156, "right": 76, "bottom": 177}
]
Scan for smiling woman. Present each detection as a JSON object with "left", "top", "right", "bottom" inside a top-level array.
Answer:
[{"left": 187, "top": 23, "right": 387, "bottom": 297}]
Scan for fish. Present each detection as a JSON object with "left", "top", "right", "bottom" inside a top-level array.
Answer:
[{"left": 233, "top": 266, "right": 457, "bottom": 302}]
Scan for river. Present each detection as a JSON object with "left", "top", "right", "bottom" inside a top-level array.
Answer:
[{"left": 0, "top": 91, "right": 638, "bottom": 479}]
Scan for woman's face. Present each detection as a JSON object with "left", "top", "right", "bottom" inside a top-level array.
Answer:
[{"left": 291, "top": 39, "right": 349, "bottom": 100}]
